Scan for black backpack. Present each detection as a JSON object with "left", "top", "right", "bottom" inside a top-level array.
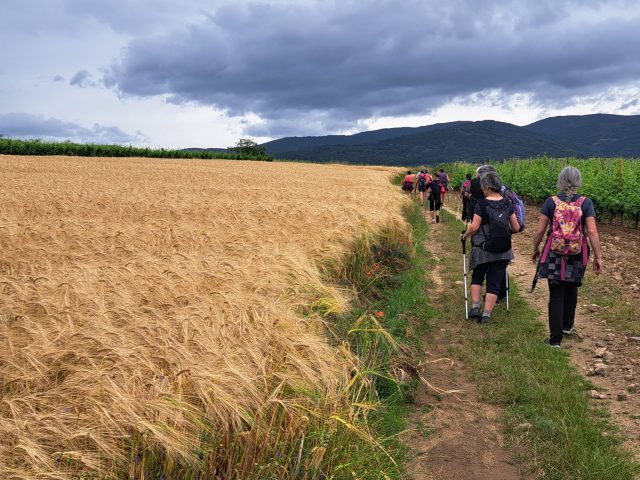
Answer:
[
  {"left": 429, "top": 178, "right": 442, "bottom": 198},
  {"left": 479, "top": 199, "right": 512, "bottom": 253},
  {"left": 418, "top": 174, "right": 427, "bottom": 189}
]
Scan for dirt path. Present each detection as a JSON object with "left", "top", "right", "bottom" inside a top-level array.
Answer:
[
  {"left": 445, "top": 195, "right": 640, "bottom": 462},
  {"left": 403, "top": 210, "right": 525, "bottom": 479}
]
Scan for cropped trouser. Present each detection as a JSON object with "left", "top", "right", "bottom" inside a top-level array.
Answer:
[
  {"left": 471, "top": 259, "right": 509, "bottom": 296},
  {"left": 461, "top": 197, "right": 469, "bottom": 221},
  {"left": 548, "top": 280, "right": 578, "bottom": 344}
]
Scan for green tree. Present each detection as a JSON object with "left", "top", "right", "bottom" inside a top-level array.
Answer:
[{"left": 229, "top": 138, "right": 267, "bottom": 158}]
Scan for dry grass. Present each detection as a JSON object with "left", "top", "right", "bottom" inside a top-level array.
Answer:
[{"left": 0, "top": 155, "right": 407, "bottom": 479}]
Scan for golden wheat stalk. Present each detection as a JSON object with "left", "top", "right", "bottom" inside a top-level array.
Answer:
[{"left": 0, "top": 155, "right": 409, "bottom": 479}]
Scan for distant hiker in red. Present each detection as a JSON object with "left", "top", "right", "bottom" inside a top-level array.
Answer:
[
  {"left": 402, "top": 170, "right": 415, "bottom": 195},
  {"left": 438, "top": 169, "right": 450, "bottom": 205},
  {"left": 531, "top": 166, "right": 603, "bottom": 348}
]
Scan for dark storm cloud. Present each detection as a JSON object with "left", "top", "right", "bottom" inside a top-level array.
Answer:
[
  {"left": 70, "top": 70, "right": 97, "bottom": 88},
  {"left": 102, "top": 1, "right": 640, "bottom": 136},
  {"left": 0, "top": 113, "right": 142, "bottom": 144}
]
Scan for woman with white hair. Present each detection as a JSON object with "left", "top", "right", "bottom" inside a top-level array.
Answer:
[
  {"left": 532, "top": 165, "right": 603, "bottom": 348},
  {"left": 461, "top": 171, "right": 520, "bottom": 323}
]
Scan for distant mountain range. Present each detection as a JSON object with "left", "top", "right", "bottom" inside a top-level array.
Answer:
[{"left": 190, "top": 114, "right": 640, "bottom": 165}]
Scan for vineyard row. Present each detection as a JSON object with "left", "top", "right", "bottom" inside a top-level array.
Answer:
[{"left": 442, "top": 157, "right": 640, "bottom": 227}]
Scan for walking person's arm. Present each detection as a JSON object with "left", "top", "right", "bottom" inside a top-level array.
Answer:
[
  {"left": 461, "top": 214, "right": 482, "bottom": 241},
  {"left": 531, "top": 214, "right": 550, "bottom": 264},
  {"left": 585, "top": 217, "right": 603, "bottom": 274}
]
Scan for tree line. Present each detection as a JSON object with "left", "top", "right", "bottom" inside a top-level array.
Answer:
[{"left": 0, "top": 137, "right": 273, "bottom": 161}]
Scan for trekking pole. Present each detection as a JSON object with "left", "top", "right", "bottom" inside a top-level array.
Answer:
[
  {"left": 505, "top": 267, "right": 510, "bottom": 312},
  {"left": 424, "top": 193, "right": 428, "bottom": 219},
  {"left": 462, "top": 234, "right": 469, "bottom": 320}
]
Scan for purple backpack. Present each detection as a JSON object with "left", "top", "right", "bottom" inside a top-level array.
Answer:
[{"left": 501, "top": 185, "right": 526, "bottom": 232}]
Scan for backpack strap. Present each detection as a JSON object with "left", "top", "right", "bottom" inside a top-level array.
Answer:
[
  {"left": 551, "top": 195, "right": 560, "bottom": 206},
  {"left": 574, "top": 196, "right": 586, "bottom": 207},
  {"left": 540, "top": 235, "right": 553, "bottom": 263}
]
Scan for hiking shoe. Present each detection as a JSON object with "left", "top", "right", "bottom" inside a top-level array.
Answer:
[
  {"left": 479, "top": 314, "right": 491, "bottom": 325},
  {"left": 544, "top": 339, "right": 561, "bottom": 349},
  {"left": 468, "top": 306, "right": 481, "bottom": 320},
  {"left": 562, "top": 327, "right": 575, "bottom": 335}
]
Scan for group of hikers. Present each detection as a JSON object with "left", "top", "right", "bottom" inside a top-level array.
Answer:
[
  {"left": 402, "top": 168, "right": 451, "bottom": 223},
  {"left": 403, "top": 164, "right": 603, "bottom": 348}
]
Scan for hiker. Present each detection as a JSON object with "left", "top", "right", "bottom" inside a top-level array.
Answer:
[
  {"left": 466, "top": 165, "right": 496, "bottom": 222},
  {"left": 426, "top": 174, "right": 443, "bottom": 223},
  {"left": 416, "top": 169, "right": 431, "bottom": 206},
  {"left": 438, "top": 168, "right": 450, "bottom": 205},
  {"left": 531, "top": 166, "right": 603, "bottom": 347},
  {"left": 402, "top": 170, "right": 415, "bottom": 195},
  {"left": 461, "top": 173, "right": 472, "bottom": 221},
  {"left": 461, "top": 171, "right": 520, "bottom": 323}
]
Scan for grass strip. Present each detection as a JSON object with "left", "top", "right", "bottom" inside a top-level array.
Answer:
[
  {"left": 431, "top": 209, "right": 638, "bottom": 479},
  {"left": 322, "top": 203, "right": 433, "bottom": 479}
]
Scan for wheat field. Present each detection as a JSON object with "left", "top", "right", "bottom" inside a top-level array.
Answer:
[{"left": 0, "top": 155, "right": 408, "bottom": 479}]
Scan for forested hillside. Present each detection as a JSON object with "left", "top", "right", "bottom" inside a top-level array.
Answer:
[{"left": 259, "top": 114, "right": 640, "bottom": 164}]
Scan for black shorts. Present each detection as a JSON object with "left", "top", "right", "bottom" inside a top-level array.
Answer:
[
  {"left": 429, "top": 197, "right": 441, "bottom": 211},
  {"left": 418, "top": 186, "right": 427, "bottom": 192},
  {"left": 471, "top": 260, "right": 509, "bottom": 295}
]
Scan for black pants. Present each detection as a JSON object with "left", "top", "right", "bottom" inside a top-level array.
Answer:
[
  {"left": 461, "top": 197, "right": 469, "bottom": 221},
  {"left": 548, "top": 280, "right": 578, "bottom": 345},
  {"left": 498, "top": 275, "right": 507, "bottom": 299},
  {"left": 466, "top": 199, "right": 477, "bottom": 222},
  {"left": 471, "top": 260, "right": 509, "bottom": 296}
]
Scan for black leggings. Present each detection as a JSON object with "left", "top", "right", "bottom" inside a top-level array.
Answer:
[
  {"left": 548, "top": 280, "right": 578, "bottom": 344},
  {"left": 471, "top": 260, "right": 509, "bottom": 295},
  {"left": 461, "top": 197, "right": 469, "bottom": 221}
]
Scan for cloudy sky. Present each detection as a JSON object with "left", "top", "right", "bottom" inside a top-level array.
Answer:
[{"left": 1, "top": 0, "right": 640, "bottom": 148}]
